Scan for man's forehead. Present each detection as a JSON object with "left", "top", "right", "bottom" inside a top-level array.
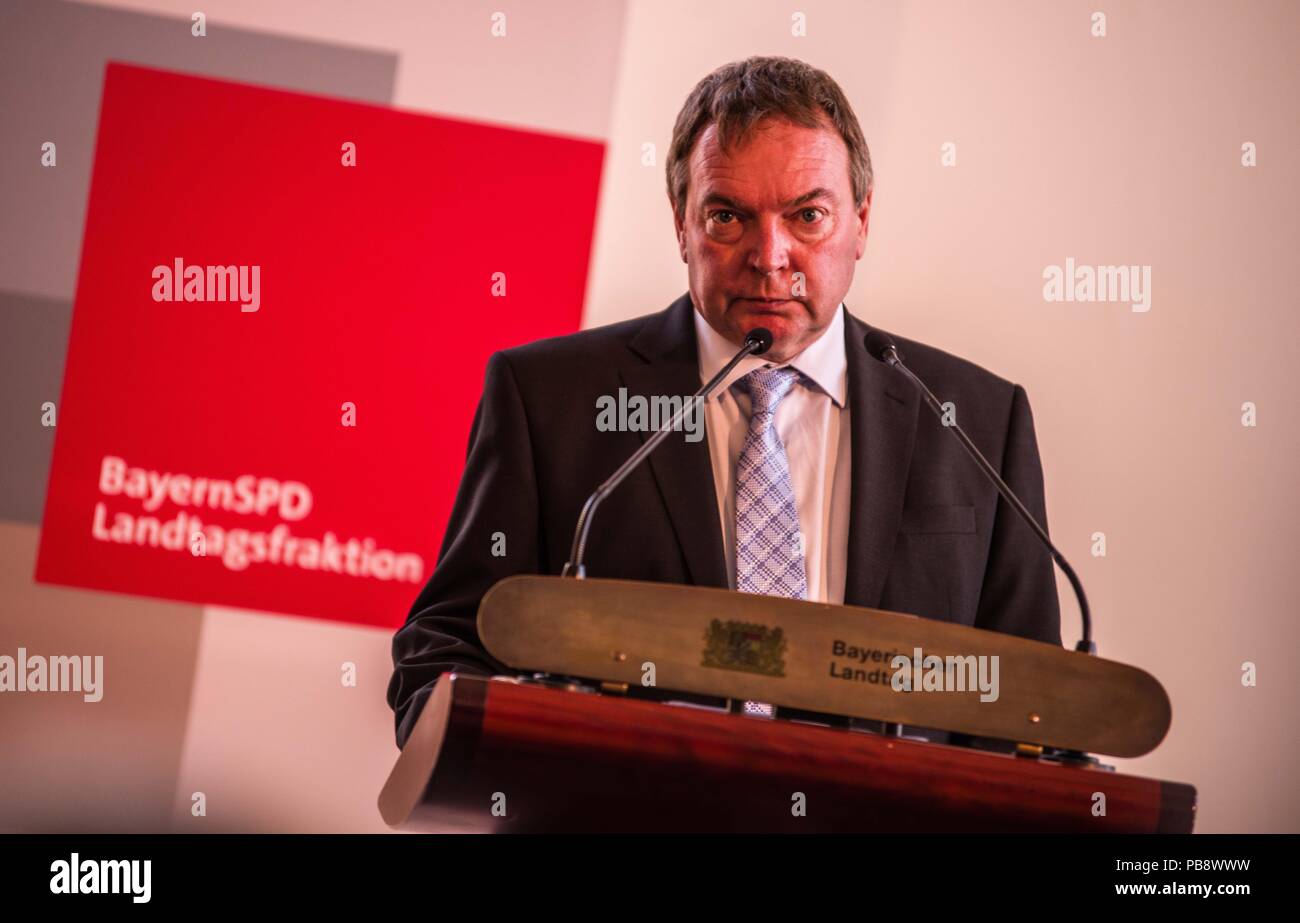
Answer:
[
  {"left": 700, "top": 185, "right": 836, "bottom": 210},
  {"left": 689, "top": 118, "right": 849, "bottom": 204},
  {"left": 693, "top": 163, "right": 846, "bottom": 208}
]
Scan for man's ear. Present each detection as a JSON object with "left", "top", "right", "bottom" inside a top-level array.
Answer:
[
  {"left": 854, "top": 189, "right": 873, "bottom": 260},
  {"left": 670, "top": 194, "right": 688, "bottom": 262}
]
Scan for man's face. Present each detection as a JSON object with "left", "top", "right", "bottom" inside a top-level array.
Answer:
[{"left": 673, "top": 114, "right": 871, "bottom": 363}]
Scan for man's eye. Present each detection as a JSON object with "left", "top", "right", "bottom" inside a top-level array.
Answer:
[
  {"left": 799, "top": 208, "right": 823, "bottom": 223},
  {"left": 712, "top": 210, "right": 736, "bottom": 224}
]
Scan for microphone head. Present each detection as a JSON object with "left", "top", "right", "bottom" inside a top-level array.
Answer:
[
  {"left": 863, "top": 329, "right": 899, "bottom": 363},
  {"left": 745, "top": 327, "right": 775, "bottom": 355}
]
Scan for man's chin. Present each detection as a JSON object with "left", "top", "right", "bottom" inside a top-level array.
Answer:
[{"left": 733, "top": 312, "right": 805, "bottom": 356}]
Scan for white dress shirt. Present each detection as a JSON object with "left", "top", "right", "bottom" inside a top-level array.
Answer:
[{"left": 693, "top": 303, "right": 852, "bottom": 604}]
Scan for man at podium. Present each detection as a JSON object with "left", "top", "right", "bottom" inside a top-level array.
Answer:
[{"left": 387, "top": 56, "right": 1061, "bottom": 750}]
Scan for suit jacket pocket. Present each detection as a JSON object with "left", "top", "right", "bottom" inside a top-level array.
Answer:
[{"left": 899, "top": 504, "right": 976, "bottom": 534}]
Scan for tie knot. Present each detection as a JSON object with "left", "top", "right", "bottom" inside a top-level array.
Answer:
[{"left": 735, "top": 366, "right": 802, "bottom": 416}]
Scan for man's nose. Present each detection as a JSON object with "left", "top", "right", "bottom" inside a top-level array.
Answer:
[{"left": 748, "top": 216, "right": 791, "bottom": 276}]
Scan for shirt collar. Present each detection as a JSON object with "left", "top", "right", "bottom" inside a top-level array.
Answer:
[{"left": 693, "top": 301, "right": 848, "bottom": 407}]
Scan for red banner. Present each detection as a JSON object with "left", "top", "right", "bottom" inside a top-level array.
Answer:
[{"left": 36, "top": 63, "right": 603, "bottom": 627}]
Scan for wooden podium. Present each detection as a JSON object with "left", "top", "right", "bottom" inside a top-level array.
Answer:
[
  {"left": 380, "top": 577, "right": 1196, "bottom": 832},
  {"left": 380, "top": 672, "right": 1195, "bottom": 833}
]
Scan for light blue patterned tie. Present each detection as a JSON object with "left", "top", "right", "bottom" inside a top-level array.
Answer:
[
  {"left": 733, "top": 366, "right": 806, "bottom": 718},
  {"left": 734, "top": 366, "right": 808, "bottom": 600}
]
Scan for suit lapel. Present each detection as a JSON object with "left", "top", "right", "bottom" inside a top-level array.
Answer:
[
  {"left": 619, "top": 293, "right": 729, "bottom": 589},
  {"left": 842, "top": 308, "right": 920, "bottom": 608}
]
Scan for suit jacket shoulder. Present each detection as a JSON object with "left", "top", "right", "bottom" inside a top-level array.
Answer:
[
  {"left": 497, "top": 308, "right": 663, "bottom": 376},
  {"left": 853, "top": 314, "right": 1024, "bottom": 442}
]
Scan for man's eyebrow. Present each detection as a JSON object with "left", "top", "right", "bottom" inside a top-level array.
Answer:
[
  {"left": 700, "top": 187, "right": 835, "bottom": 210},
  {"left": 784, "top": 187, "right": 835, "bottom": 207},
  {"left": 700, "top": 192, "right": 745, "bottom": 210}
]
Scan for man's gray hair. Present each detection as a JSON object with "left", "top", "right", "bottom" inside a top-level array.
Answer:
[{"left": 666, "top": 56, "right": 873, "bottom": 220}]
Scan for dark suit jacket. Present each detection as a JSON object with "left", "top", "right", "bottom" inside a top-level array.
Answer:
[{"left": 387, "top": 293, "right": 1062, "bottom": 749}]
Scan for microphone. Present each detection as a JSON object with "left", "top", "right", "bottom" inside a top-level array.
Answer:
[
  {"left": 863, "top": 330, "right": 1096, "bottom": 655},
  {"left": 561, "top": 327, "right": 773, "bottom": 578}
]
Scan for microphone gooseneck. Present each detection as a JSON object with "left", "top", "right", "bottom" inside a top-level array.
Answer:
[
  {"left": 561, "top": 327, "right": 774, "bottom": 578},
  {"left": 864, "top": 329, "right": 1096, "bottom": 656}
]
